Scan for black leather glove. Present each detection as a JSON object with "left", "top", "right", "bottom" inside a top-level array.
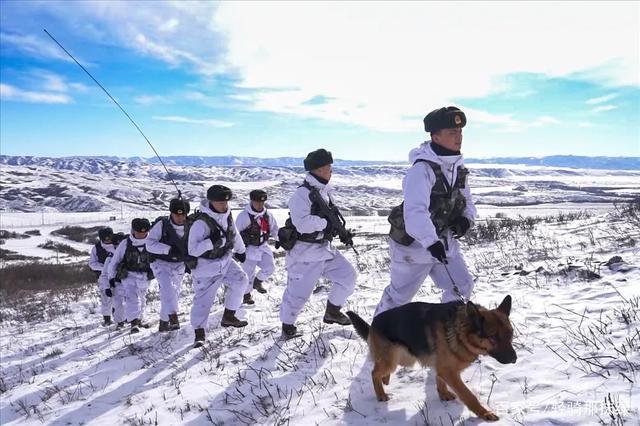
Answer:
[
  {"left": 234, "top": 252, "right": 246, "bottom": 263},
  {"left": 450, "top": 216, "right": 471, "bottom": 238},
  {"left": 339, "top": 230, "right": 355, "bottom": 245},
  {"left": 274, "top": 241, "right": 281, "bottom": 250},
  {"left": 105, "top": 288, "right": 113, "bottom": 297},
  {"left": 109, "top": 278, "right": 116, "bottom": 288},
  {"left": 427, "top": 241, "right": 447, "bottom": 263}
]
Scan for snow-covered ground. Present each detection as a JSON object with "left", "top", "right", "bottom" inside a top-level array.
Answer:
[{"left": 0, "top": 204, "right": 638, "bottom": 425}]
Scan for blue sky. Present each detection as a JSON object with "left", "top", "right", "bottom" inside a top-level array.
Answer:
[{"left": 1, "top": 1, "right": 638, "bottom": 161}]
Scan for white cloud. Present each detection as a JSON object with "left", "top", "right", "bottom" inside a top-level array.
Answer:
[
  {"left": 152, "top": 115, "right": 234, "bottom": 127},
  {"left": 591, "top": 104, "right": 618, "bottom": 113},
  {"left": 213, "top": 2, "right": 638, "bottom": 131},
  {"left": 586, "top": 93, "right": 619, "bottom": 105},
  {"left": 134, "top": 95, "right": 171, "bottom": 105},
  {"left": 0, "top": 32, "right": 74, "bottom": 62},
  {"left": 533, "top": 116, "right": 562, "bottom": 126},
  {"left": 578, "top": 122, "right": 595, "bottom": 128},
  {"left": 5, "top": 2, "right": 637, "bottom": 132},
  {"left": 0, "top": 83, "right": 72, "bottom": 104},
  {"left": 26, "top": 2, "right": 227, "bottom": 76}
]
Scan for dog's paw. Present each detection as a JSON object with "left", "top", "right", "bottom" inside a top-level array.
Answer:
[
  {"left": 438, "top": 390, "right": 456, "bottom": 401},
  {"left": 481, "top": 411, "right": 499, "bottom": 421},
  {"left": 376, "top": 393, "right": 390, "bottom": 402}
]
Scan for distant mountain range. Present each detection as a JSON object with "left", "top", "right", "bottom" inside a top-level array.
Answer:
[
  {"left": 1, "top": 154, "right": 638, "bottom": 213},
  {"left": 1, "top": 155, "right": 638, "bottom": 170}
]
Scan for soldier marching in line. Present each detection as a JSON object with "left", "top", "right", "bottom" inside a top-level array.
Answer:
[
  {"left": 235, "top": 189, "right": 279, "bottom": 305},
  {"left": 375, "top": 106, "right": 477, "bottom": 316},
  {"left": 100, "top": 232, "right": 128, "bottom": 329},
  {"left": 89, "top": 227, "right": 116, "bottom": 326},
  {"left": 277, "top": 149, "right": 358, "bottom": 339},
  {"left": 146, "top": 198, "right": 190, "bottom": 332},
  {"left": 108, "top": 218, "right": 154, "bottom": 334},
  {"left": 188, "top": 185, "right": 249, "bottom": 348}
]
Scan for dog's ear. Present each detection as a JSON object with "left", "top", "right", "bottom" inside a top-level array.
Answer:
[
  {"left": 465, "top": 301, "right": 484, "bottom": 332},
  {"left": 497, "top": 295, "right": 512, "bottom": 317}
]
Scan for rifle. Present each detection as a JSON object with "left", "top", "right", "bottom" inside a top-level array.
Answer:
[{"left": 307, "top": 189, "right": 359, "bottom": 255}]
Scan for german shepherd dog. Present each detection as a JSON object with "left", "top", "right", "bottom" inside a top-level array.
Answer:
[{"left": 346, "top": 296, "right": 516, "bottom": 422}]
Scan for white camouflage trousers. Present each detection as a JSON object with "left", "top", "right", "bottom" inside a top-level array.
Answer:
[
  {"left": 150, "top": 260, "right": 185, "bottom": 321},
  {"left": 374, "top": 254, "right": 474, "bottom": 317},
  {"left": 279, "top": 251, "right": 357, "bottom": 325},
  {"left": 190, "top": 260, "right": 248, "bottom": 329},
  {"left": 241, "top": 250, "right": 276, "bottom": 295},
  {"left": 112, "top": 285, "right": 126, "bottom": 324},
  {"left": 97, "top": 282, "right": 112, "bottom": 316},
  {"left": 122, "top": 273, "right": 151, "bottom": 322}
]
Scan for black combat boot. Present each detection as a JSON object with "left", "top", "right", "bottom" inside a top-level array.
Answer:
[
  {"left": 243, "top": 293, "right": 255, "bottom": 305},
  {"left": 253, "top": 277, "right": 267, "bottom": 294},
  {"left": 323, "top": 301, "right": 352, "bottom": 326},
  {"left": 168, "top": 313, "right": 180, "bottom": 330},
  {"left": 158, "top": 320, "right": 170, "bottom": 333},
  {"left": 130, "top": 318, "right": 141, "bottom": 334},
  {"left": 282, "top": 323, "right": 302, "bottom": 340},
  {"left": 115, "top": 321, "right": 126, "bottom": 330},
  {"left": 193, "top": 328, "right": 206, "bottom": 348},
  {"left": 102, "top": 315, "right": 112, "bottom": 326},
  {"left": 221, "top": 309, "right": 248, "bottom": 328}
]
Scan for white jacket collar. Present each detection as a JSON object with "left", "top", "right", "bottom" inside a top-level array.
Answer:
[
  {"left": 101, "top": 241, "right": 115, "bottom": 252},
  {"left": 245, "top": 203, "right": 266, "bottom": 218},
  {"left": 129, "top": 235, "right": 147, "bottom": 246},
  {"left": 199, "top": 200, "right": 231, "bottom": 228},
  {"left": 305, "top": 172, "right": 332, "bottom": 193},
  {"left": 408, "top": 141, "right": 463, "bottom": 166}
]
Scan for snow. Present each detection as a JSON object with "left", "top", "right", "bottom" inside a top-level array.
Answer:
[
  {"left": 2, "top": 156, "right": 639, "bottom": 214},
  {"left": 0, "top": 205, "right": 638, "bottom": 425}
]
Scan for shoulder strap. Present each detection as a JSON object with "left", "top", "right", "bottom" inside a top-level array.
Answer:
[{"left": 413, "top": 159, "right": 451, "bottom": 193}]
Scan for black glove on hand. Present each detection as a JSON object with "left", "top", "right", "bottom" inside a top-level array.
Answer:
[
  {"left": 94, "top": 270, "right": 101, "bottom": 279},
  {"left": 339, "top": 230, "right": 355, "bottom": 245},
  {"left": 451, "top": 216, "right": 471, "bottom": 238},
  {"left": 234, "top": 252, "right": 246, "bottom": 263},
  {"left": 274, "top": 241, "right": 281, "bottom": 250},
  {"left": 105, "top": 288, "right": 113, "bottom": 297},
  {"left": 427, "top": 241, "right": 447, "bottom": 263},
  {"left": 109, "top": 278, "right": 116, "bottom": 288}
]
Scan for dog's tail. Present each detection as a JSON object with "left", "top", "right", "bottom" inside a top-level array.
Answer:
[{"left": 346, "top": 311, "right": 370, "bottom": 341}]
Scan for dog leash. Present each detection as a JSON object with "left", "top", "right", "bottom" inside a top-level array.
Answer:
[{"left": 442, "top": 261, "right": 467, "bottom": 303}]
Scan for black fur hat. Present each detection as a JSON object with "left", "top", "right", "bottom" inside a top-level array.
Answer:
[
  {"left": 169, "top": 198, "right": 190, "bottom": 215},
  {"left": 131, "top": 218, "right": 151, "bottom": 233},
  {"left": 207, "top": 185, "right": 233, "bottom": 201},
  {"left": 250, "top": 189, "right": 268, "bottom": 202},
  {"left": 112, "top": 232, "right": 126, "bottom": 245},
  {"left": 423, "top": 106, "right": 466, "bottom": 133},
  {"left": 98, "top": 227, "right": 113, "bottom": 241},
  {"left": 303, "top": 148, "right": 333, "bottom": 171}
]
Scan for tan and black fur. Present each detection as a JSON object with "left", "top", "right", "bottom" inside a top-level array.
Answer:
[{"left": 347, "top": 295, "right": 516, "bottom": 422}]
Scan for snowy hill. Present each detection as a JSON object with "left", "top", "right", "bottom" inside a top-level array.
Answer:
[
  {"left": 1, "top": 155, "right": 638, "bottom": 213},
  {"left": 0, "top": 206, "right": 638, "bottom": 424}
]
